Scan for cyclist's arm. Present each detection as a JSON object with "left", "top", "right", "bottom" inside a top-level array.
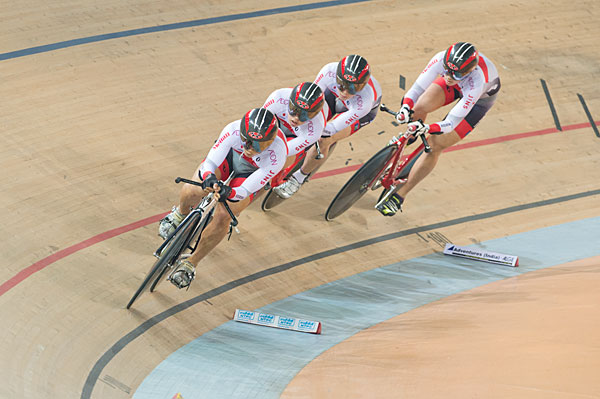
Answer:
[
  {"left": 403, "top": 51, "right": 445, "bottom": 108},
  {"left": 199, "top": 123, "right": 237, "bottom": 179},
  {"left": 429, "top": 80, "right": 485, "bottom": 134},
  {"left": 324, "top": 90, "right": 376, "bottom": 136},
  {"left": 262, "top": 88, "right": 289, "bottom": 111},
  {"left": 285, "top": 109, "right": 326, "bottom": 156},
  {"left": 228, "top": 139, "right": 288, "bottom": 201},
  {"left": 313, "top": 62, "right": 337, "bottom": 93}
]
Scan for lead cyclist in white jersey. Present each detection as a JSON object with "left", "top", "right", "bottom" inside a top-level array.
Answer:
[
  {"left": 275, "top": 55, "right": 383, "bottom": 198},
  {"left": 378, "top": 42, "right": 501, "bottom": 216},
  {"left": 158, "top": 108, "right": 287, "bottom": 288}
]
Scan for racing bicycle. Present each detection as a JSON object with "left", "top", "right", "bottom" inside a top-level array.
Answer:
[
  {"left": 324, "top": 104, "right": 433, "bottom": 220},
  {"left": 126, "top": 177, "right": 238, "bottom": 309}
]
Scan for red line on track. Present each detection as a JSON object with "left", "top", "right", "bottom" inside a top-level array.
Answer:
[
  {"left": 0, "top": 213, "right": 167, "bottom": 296},
  {"left": 1, "top": 120, "right": 598, "bottom": 297}
]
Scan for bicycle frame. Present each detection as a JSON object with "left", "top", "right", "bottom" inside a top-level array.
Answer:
[
  {"left": 372, "top": 104, "right": 431, "bottom": 208},
  {"left": 376, "top": 139, "right": 426, "bottom": 193},
  {"left": 154, "top": 176, "right": 238, "bottom": 258}
]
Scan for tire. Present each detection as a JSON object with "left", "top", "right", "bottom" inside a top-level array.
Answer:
[
  {"left": 126, "top": 212, "right": 201, "bottom": 309},
  {"left": 261, "top": 188, "right": 286, "bottom": 211},
  {"left": 325, "top": 146, "right": 397, "bottom": 221},
  {"left": 148, "top": 211, "right": 204, "bottom": 293}
]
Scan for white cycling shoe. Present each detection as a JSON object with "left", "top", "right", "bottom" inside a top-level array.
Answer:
[
  {"left": 273, "top": 176, "right": 302, "bottom": 199},
  {"left": 158, "top": 206, "right": 185, "bottom": 239},
  {"left": 169, "top": 259, "right": 196, "bottom": 289}
]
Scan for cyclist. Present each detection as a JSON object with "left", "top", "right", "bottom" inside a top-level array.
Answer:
[
  {"left": 274, "top": 55, "right": 382, "bottom": 198},
  {"left": 261, "top": 82, "right": 328, "bottom": 197},
  {"left": 377, "top": 42, "right": 500, "bottom": 216},
  {"left": 158, "top": 108, "right": 288, "bottom": 288}
]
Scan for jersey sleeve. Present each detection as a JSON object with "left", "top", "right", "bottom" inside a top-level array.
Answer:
[
  {"left": 228, "top": 137, "right": 288, "bottom": 200},
  {"left": 403, "top": 51, "right": 446, "bottom": 108},
  {"left": 286, "top": 108, "right": 327, "bottom": 156},
  {"left": 199, "top": 124, "right": 236, "bottom": 179},
  {"left": 324, "top": 83, "right": 377, "bottom": 136},
  {"left": 314, "top": 63, "right": 336, "bottom": 93}
]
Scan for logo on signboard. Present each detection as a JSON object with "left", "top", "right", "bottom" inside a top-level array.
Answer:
[
  {"left": 237, "top": 310, "right": 255, "bottom": 321},
  {"left": 298, "top": 320, "right": 316, "bottom": 331},
  {"left": 278, "top": 317, "right": 295, "bottom": 328},
  {"left": 257, "top": 313, "right": 275, "bottom": 325}
]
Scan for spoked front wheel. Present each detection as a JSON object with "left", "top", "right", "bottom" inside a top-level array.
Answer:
[
  {"left": 126, "top": 211, "right": 201, "bottom": 309},
  {"left": 325, "top": 145, "right": 397, "bottom": 221}
]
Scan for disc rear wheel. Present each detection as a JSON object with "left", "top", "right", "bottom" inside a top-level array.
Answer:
[{"left": 325, "top": 146, "right": 396, "bottom": 221}]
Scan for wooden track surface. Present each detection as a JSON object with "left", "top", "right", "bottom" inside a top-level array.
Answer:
[{"left": 1, "top": 0, "right": 599, "bottom": 398}]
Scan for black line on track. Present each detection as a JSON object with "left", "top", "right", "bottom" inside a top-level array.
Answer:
[
  {"left": 577, "top": 94, "right": 600, "bottom": 138},
  {"left": 82, "top": 187, "right": 600, "bottom": 399},
  {"left": 540, "top": 79, "right": 562, "bottom": 131}
]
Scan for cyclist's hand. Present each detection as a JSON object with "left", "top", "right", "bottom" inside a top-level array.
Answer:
[
  {"left": 406, "top": 120, "right": 429, "bottom": 137},
  {"left": 201, "top": 173, "right": 220, "bottom": 191},
  {"left": 216, "top": 185, "right": 232, "bottom": 202},
  {"left": 396, "top": 104, "right": 413, "bottom": 124}
]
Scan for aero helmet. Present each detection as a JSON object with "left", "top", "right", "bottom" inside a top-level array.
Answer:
[
  {"left": 240, "top": 108, "right": 278, "bottom": 152},
  {"left": 336, "top": 55, "right": 371, "bottom": 95},
  {"left": 443, "top": 42, "right": 479, "bottom": 80},
  {"left": 288, "top": 82, "right": 324, "bottom": 122}
]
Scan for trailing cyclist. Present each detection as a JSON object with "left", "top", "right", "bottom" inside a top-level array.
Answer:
[
  {"left": 274, "top": 55, "right": 383, "bottom": 198},
  {"left": 377, "top": 42, "right": 501, "bottom": 216},
  {"left": 158, "top": 108, "right": 287, "bottom": 288}
]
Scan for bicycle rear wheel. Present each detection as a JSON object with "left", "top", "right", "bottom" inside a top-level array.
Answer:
[
  {"left": 261, "top": 188, "right": 287, "bottom": 211},
  {"left": 126, "top": 211, "right": 201, "bottom": 309},
  {"left": 325, "top": 145, "right": 396, "bottom": 221}
]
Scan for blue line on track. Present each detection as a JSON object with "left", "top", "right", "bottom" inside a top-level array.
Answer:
[{"left": 0, "top": 0, "right": 369, "bottom": 61}]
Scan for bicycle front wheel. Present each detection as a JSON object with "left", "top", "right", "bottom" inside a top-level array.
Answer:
[
  {"left": 126, "top": 211, "right": 201, "bottom": 309},
  {"left": 148, "top": 211, "right": 203, "bottom": 293},
  {"left": 325, "top": 145, "right": 397, "bottom": 221}
]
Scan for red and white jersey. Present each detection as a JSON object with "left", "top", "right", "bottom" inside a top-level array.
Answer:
[
  {"left": 404, "top": 51, "right": 500, "bottom": 134},
  {"left": 314, "top": 62, "right": 382, "bottom": 136},
  {"left": 200, "top": 119, "right": 288, "bottom": 201},
  {"left": 262, "top": 87, "right": 328, "bottom": 156}
]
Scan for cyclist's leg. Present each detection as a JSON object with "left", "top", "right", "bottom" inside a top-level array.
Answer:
[
  {"left": 396, "top": 93, "right": 496, "bottom": 201},
  {"left": 179, "top": 153, "right": 231, "bottom": 214},
  {"left": 411, "top": 76, "right": 461, "bottom": 121},
  {"left": 395, "top": 131, "right": 461, "bottom": 197},
  {"left": 170, "top": 169, "right": 249, "bottom": 288},
  {"left": 301, "top": 104, "right": 380, "bottom": 178},
  {"left": 160, "top": 152, "right": 232, "bottom": 239},
  {"left": 185, "top": 195, "right": 252, "bottom": 267}
]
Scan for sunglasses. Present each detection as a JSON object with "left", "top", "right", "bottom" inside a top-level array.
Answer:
[
  {"left": 240, "top": 134, "right": 273, "bottom": 153},
  {"left": 288, "top": 103, "right": 320, "bottom": 122},
  {"left": 443, "top": 65, "right": 470, "bottom": 81},
  {"left": 335, "top": 75, "right": 367, "bottom": 95}
]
